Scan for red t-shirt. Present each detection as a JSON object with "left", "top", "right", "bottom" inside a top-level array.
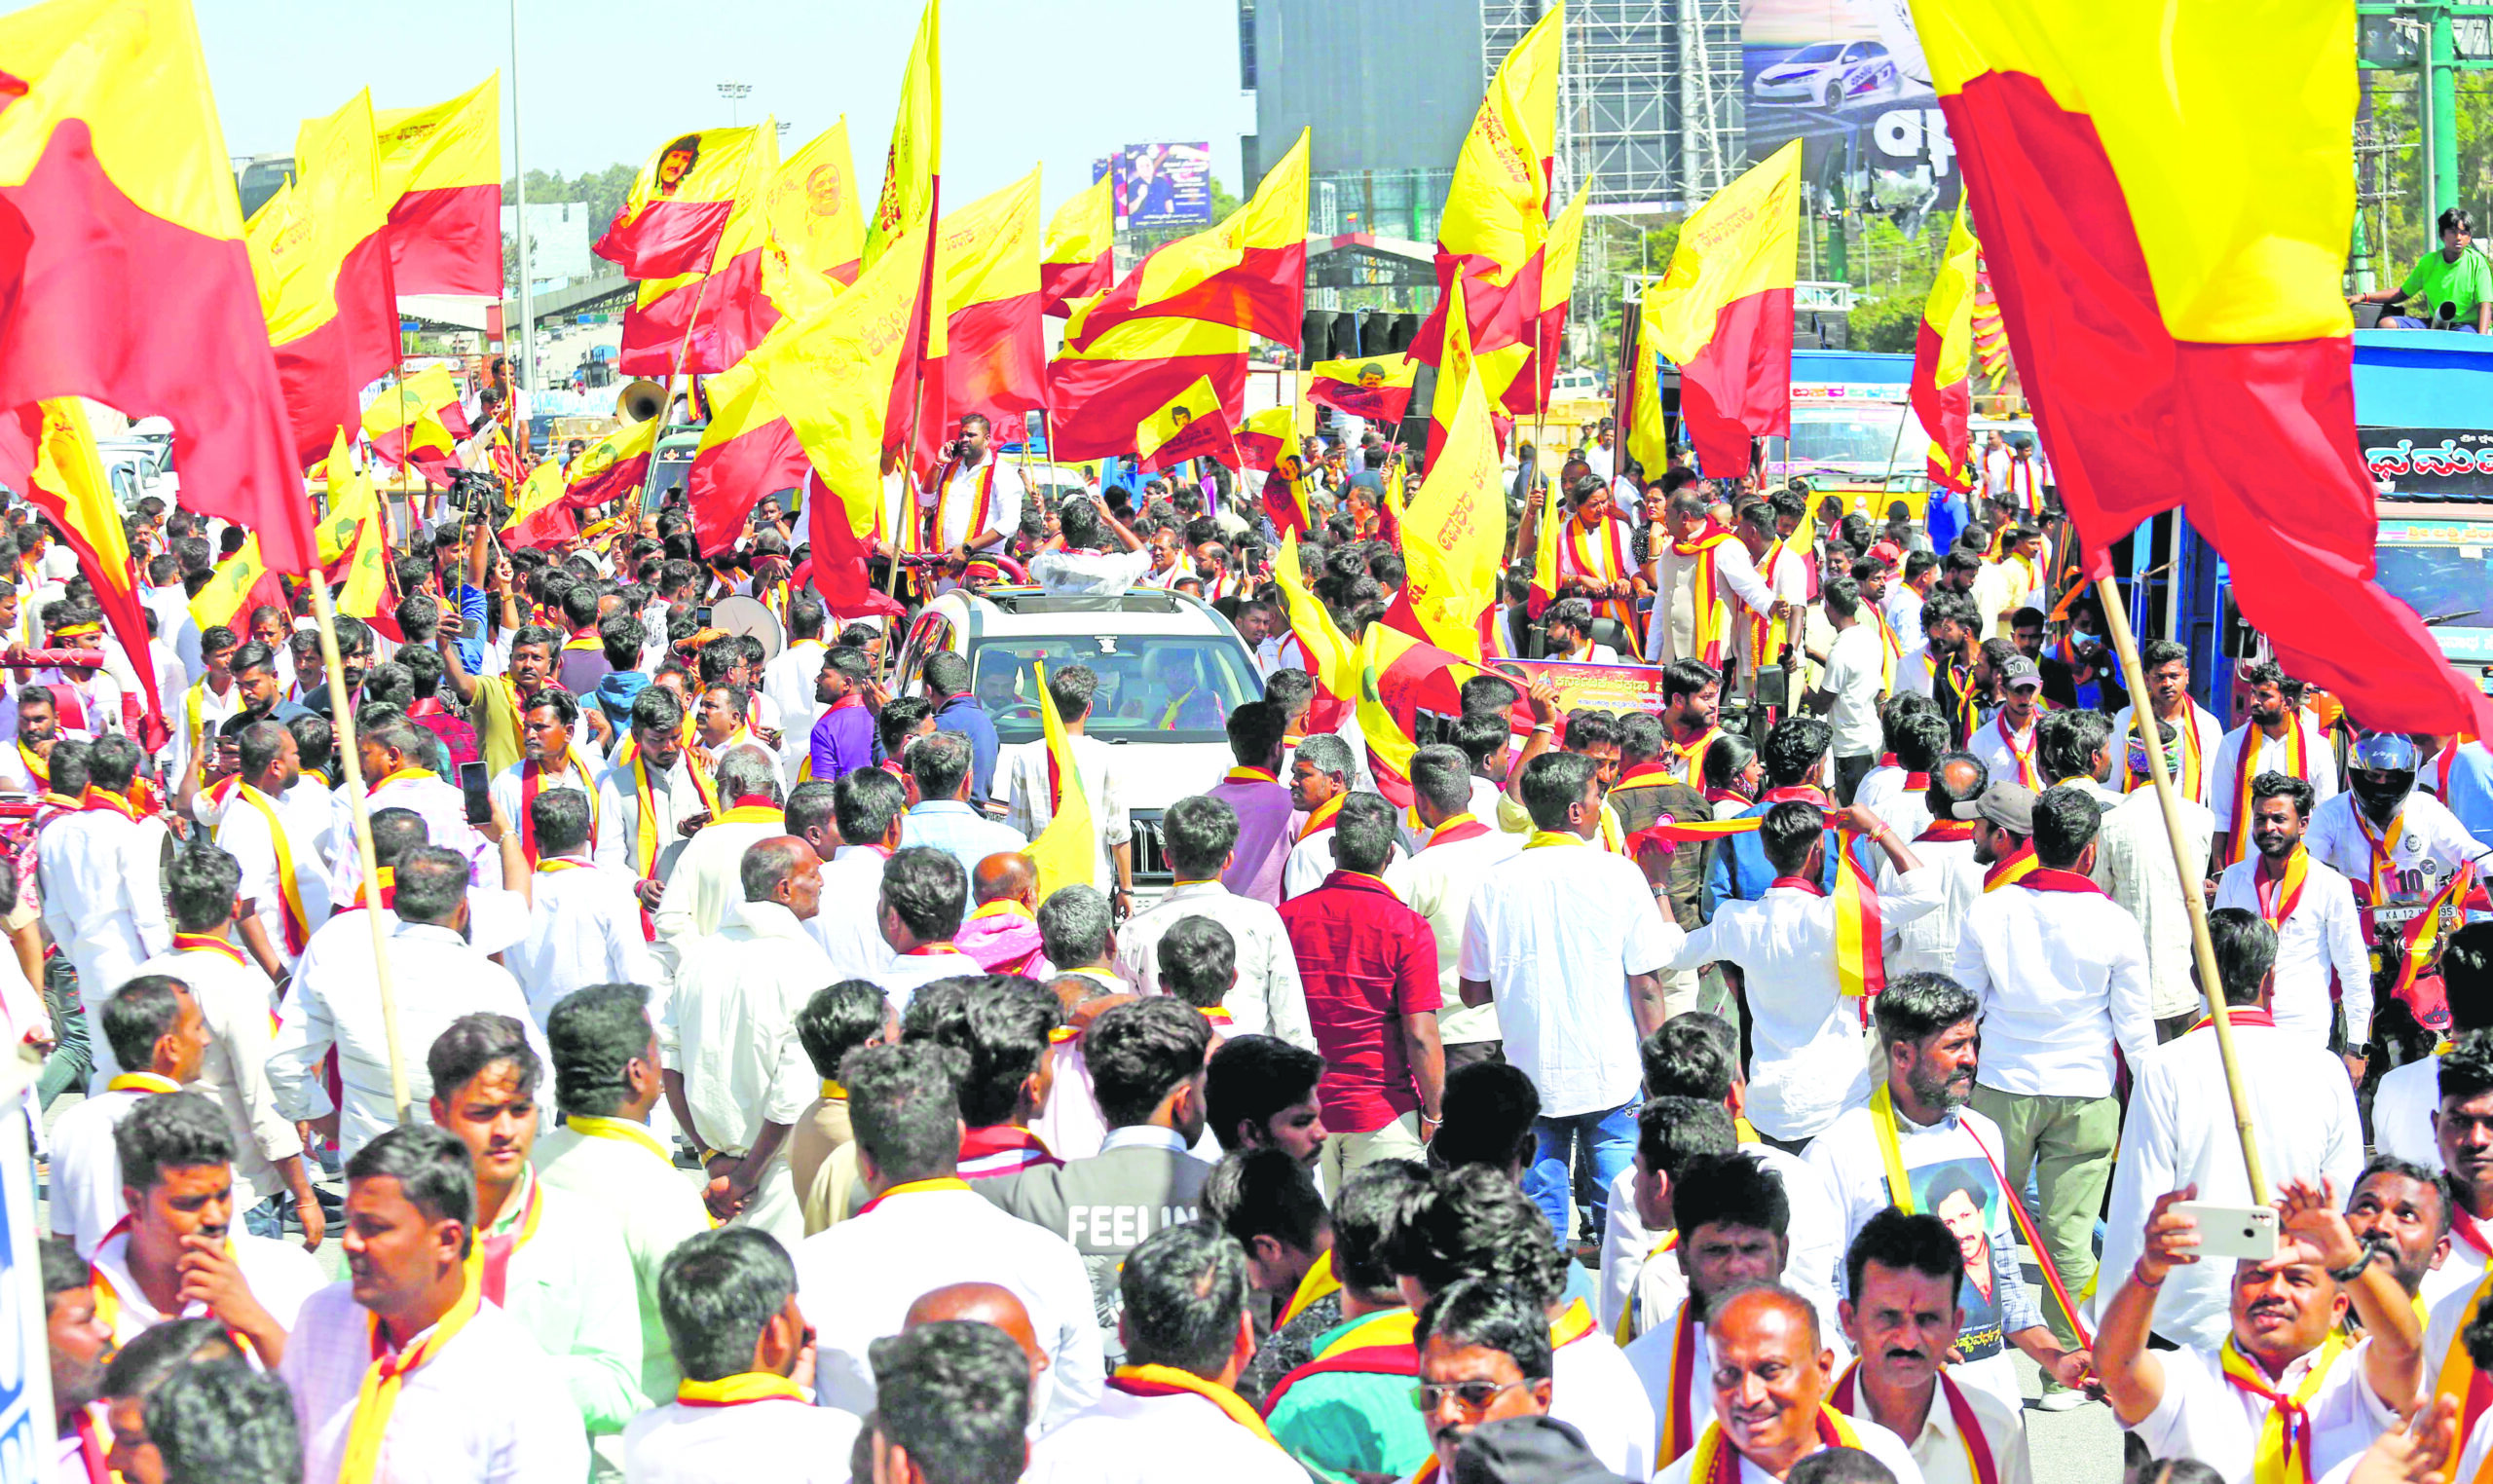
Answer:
[{"left": 1276, "top": 871, "right": 1442, "bottom": 1133}]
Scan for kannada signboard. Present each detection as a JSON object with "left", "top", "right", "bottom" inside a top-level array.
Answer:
[
  {"left": 1741, "top": 0, "right": 1959, "bottom": 224},
  {"left": 1490, "top": 658, "right": 1673, "bottom": 718},
  {"left": 2361, "top": 427, "right": 2493, "bottom": 501},
  {"left": 1120, "top": 142, "right": 1214, "bottom": 229}
]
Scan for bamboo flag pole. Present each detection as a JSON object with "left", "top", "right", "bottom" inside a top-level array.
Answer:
[
  {"left": 306, "top": 565, "right": 409, "bottom": 1123},
  {"left": 2093, "top": 569, "right": 2268, "bottom": 1204}
]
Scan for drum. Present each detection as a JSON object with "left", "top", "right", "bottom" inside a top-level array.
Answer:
[{"left": 709, "top": 593, "right": 785, "bottom": 663}]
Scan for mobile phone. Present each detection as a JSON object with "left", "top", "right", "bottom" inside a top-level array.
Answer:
[
  {"left": 457, "top": 761, "right": 493, "bottom": 827},
  {"left": 695, "top": 605, "right": 713, "bottom": 627},
  {"left": 463, "top": 616, "right": 484, "bottom": 640},
  {"left": 2173, "top": 1203, "right": 2279, "bottom": 1262}
]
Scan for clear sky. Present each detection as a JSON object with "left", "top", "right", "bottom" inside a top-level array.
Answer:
[{"left": 195, "top": 0, "right": 1256, "bottom": 216}]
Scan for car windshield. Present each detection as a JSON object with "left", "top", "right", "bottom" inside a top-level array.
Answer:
[
  {"left": 965, "top": 635, "right": 1262, "bottom": 745},
  {"left": 1782, "top": 43, "right": 1844, "bottom": 63},
  {"left": 2377, "top": 526, "right": 2493, "bottom": 628},
  {"left": 1784, "top": 406, "right": 1923, "bottom": 477}
]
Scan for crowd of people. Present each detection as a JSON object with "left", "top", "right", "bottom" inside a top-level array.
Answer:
[{"left": 22, "top": 404, "right": 2493, "bottom": 1484}]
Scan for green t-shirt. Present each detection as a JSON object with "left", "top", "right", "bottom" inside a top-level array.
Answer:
[
  {"left": 2399, "top": 247, "right": 2493, "bottom": 320},
  {"left": 1264, "top": 1313, "right": 1433, "bottom": 1484}
]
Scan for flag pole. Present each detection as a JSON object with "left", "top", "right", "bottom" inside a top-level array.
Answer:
[
  {"left": 307, "top": 562, "right": 410, "bottom": 1124},
  {"left": 2092, "top": 566, "right": 2267, "bottom": 1205}
]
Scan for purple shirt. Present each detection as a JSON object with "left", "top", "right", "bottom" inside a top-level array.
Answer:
[
  {"left": 809, "top": 697, "right": 875, "bottom": 782},
  {"left": 1207, "top": 775, "right": 1296, "bottom": 906}
]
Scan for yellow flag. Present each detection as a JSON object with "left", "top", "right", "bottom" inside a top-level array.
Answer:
[
  {"left": 1624, "top": 287, "right": 1671, "bottom": 477},
  {"left": 191, "top": 534, "right": 269, "bottom": 632},
  {"left": 866, "top": 0, "right": 942, "bottom": 264},
  {"left": 1643, "top": 141, "right": 1802, "bottom": 365},
  {"left": 764, "top": 117, "right": 866, "bottom": 319},
  {"left": 1025, "top": 661, "right": 1095, "bottom": 900},
  {"left": 1397, "top": 362, "right": 1504, "bottom": 662},
  {"left": 315, "top": 429, "right": 373, "bottom": 566},
  {"left": 1438, "top": 7, "right": 1563, "bottom": 285},
  {"left": 753, "top": 222, "right": 931, "bottom": 534},
  {"left": 323, "top": 437, "right": 389, "bottom": 618}
]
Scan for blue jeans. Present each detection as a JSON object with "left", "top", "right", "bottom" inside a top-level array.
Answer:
[{"left": 1525, "top": 1101, "right": 1639, "bottom": 1246}]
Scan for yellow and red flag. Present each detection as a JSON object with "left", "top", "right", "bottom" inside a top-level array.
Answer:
[
  {"left": 375, "top": 76, "right": 501, "bottom": 297},
  {"left": 1386, "top": 356, "right": 1504, "bottom": 662},
  {"left": 0, "top": 0, "right": 317, "bottom": 575},
  {"left": 1135, "top": 374, "right": 1241, "bottom": 473},
  {"left": 564, "top": 415, "right": 660, "bottom": 512},
  {"left": 248, "top": 91, "right": 400, "bottom": 466},
  {"left": 1507, "top": 185, "right": 1592, "bottom": 416},
  {"left": 1413, "top": 8, "right": 1562, "bottom": 371},
  {"left": 1969, "top": 254, "right": 2012, "bottom": 379},
  {"left": 1234, "top": 404, "right": 1296, "bottom": 472},
  {"left": 756, "top": 221, "right": 929, "bottom": 535},
  {"left": 913, "top": 166, "right": 1045, "bottom": 470},
  {"left": 687, "top": 354, "right": 808, "bottom": 554},
  {"left": 1026, "top": 660, "right": 1096, "bottom": 899},
  {"left": 190, "top": 531, "right": 283, "bottom": 632},
  {"left": 361, "top": 366, "right": 468, "bottom": 487},
  {"left": 1067, "top": 130, "right": 1309, "bottom": 353},
  {"left": 762, "top": 118, "right": 865, "bottom": 322},
  {"left": 1621, "top": 287, "right": 1671, "bottom": 478},
  {"left": 594, "top": 124, "right": 769, "bottom": 280},
  {"left": 501, "top": 458, "right": 572, "bottom": 549},
  {"left": 1273, "top": 530, "right": 1475, "bottom": 807},
  {"left": 1911, "top": 204, "right": 1979, "bottom": 495},
  {"left": 15, "top": 399, "right": 166, "bottom": 737},
  {"left": 1049, "top": 307, "right": 1250, "bottom": 463},
  {"left": 1914, "top": 0, "right": 2492, "bottom": 735},
  {"left": 1642, "top": 140, "right": 1800, "bottom": 477},
  {"left": 1424, "top": 277, "right": 1526, "bottom": 468},
  {"left": 866, "top": 0, "right": 944, "bottom": 468},
  {"left": 318, "top": 433, "right": 391, "bottom": 619},
  {"left": 614, "top": 124, "right": 780, "bottom": 377},
  {"left": 1307, "top": 352, "right": 1418, "bottom": 427},
  {"left": 1040, "top": 173, "right": 1114, "bottom": 317}
]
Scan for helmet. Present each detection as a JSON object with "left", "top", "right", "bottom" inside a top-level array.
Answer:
[{"left": 2349, "top": 732, "right": 2420, "bottom": 821}]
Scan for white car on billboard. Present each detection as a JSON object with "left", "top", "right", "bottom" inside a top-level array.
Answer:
[{"left": 1751, "top": 40, "right": 1903, "bottom": 108}]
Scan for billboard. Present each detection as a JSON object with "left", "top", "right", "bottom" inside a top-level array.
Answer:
[
  {"left": 1741, "top": 0, "right": 1958, "bottom": 229},
  {"left": 1120, "top": 141, "right": 1214, "bottom": 228}
]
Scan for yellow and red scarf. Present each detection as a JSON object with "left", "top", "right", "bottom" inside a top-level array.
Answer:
[
  {"left": 855, "top": 1175, "right": 972, "bottom": 1217},
  {"left": 463, "top": 1168, "right": 544, "bottom": 1306},
  {"left": 517, "top": 751, "right": 595, "bottom": 867},
  {"left": 2123, "top": 709, "right": 2204, "bottom": 798},
  {"left": 1685, "top": 1409, "right": 1868, "bottom": 1484},
  {"left": 1830, "top": 1363, "right": 1999, "bottom": 1484},
  {"left": 1989, "top": 714, "right": 2041, "bottom": 789},
  {"left": 2218, "top": 1334, "right": 2346, "bottom": 1484},
  {"left": 1671, "top": 526, "right": 1737, "bottom": 667},
  {"left": 2222, "top": 721, "right": 2310, "bottom": 869},
  {"left": 2252, "top": 847, "right": 2311, "bottom": 933},
  {"left": 339, "top": 1278, "right": 484, "bottom": 1484},
  {"left": 1671, "top": 724, "right": 1725, "bottom": 785},
  {"left": 230, "top": 784, "right": 312, "bottom": 954},
  {"left": 1297, "top": 793, "right": 1345, "bottom": 842},
  {"left": 917, "top": 455, "right": 999, "bottom": 553},
  {"left": 1107, "top": 1364, "right": 1286, "bottom": 1452},
  {"left": 1278, "top": 1249, "right": 1342, "bottom": 1329},
  {"left": 1982, "top": 842, "right": 2039, "bottom": 892},
  {"left": 678, "top": 1371, "right": 809, "bottom": 1407}
]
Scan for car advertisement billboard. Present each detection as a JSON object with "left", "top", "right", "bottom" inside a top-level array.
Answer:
[
  {"left": 1742, "top": 0, "right": 1960, "bottom": 227},
  {"left": 1120, "top": 141, "right": 1214, "bottom": 228}
]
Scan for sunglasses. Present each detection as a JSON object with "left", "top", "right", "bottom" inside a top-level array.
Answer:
[{"left": 1412, "top": 1379, "right": 1534, "bottom": 1414}]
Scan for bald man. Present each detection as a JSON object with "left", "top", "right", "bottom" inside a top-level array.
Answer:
[
  {"left": 1655, "top": 1285, "right": 1925, "bottom": 1484},
  {"left": 958, "top": 852, "right": 1046, "bottom": 976},
  {"left": 907, "top": 1281, "right": 1055, "bottom": 1434}
]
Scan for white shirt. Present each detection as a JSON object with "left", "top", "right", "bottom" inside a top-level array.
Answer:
[
  {"left": 796, "top": 1182, "right": 1103, "bottom": 1435},
  {"left": 2090, "top": 787, "right": 2217, "bottom": 1021},
  {"left": 1552, "top": 1332, "right": 1657, "bottom": 1481},
  {"left": 89, "top": 1221, "right": 326, "bottom": 1347},
  {"left": 2126, "top": 1339, "right": 2397, "bottom": 1484},
  {"left": 329, "top": 771, "right": 501, "bottom": 903},
  {"left": 920, "top": 453, "right": 1027, "bottom": 551},
  {"left": 506, "top": 856, "right": 664, "bottom": 1027},
  {"left": 213, "top": 780, "right": 332, "bottom": 969},
  {"left": 870, "top": 946, "right": 986, "bottom": 1012},
  {"left": 1830, "top": 1370, "right": 2033, "bottom": 1484},
  {"left": 2308, "top": 790, "right": 2490, "bottom": 902},
  {"left": 651, "top": 815, "right": 784, "bottom": 971},
  {"left": 1282, "top": 826, "right": 1408, "bottom": 902},
  {"left": 2209, "top": 715, "right": 2341, "bottom": 835},
  {"left": 1884, "top": 838, "right": 1986, "bottom": 979},
  {"left": 279, "top": 1280, "right": 590, "bottom": 1484},
  {"left": 1855, "top": 767, "right": 1932, "bottom": 845},
  {"left": 761, "top": 638, "right": 830, "bottom": 783},
  {"left": 47, "top": 1086, "right": 157, "bottom": 1257},
  {"left": 1023, "top": 1382, "right": 1307, "bottom": 1484},
  {"left": 1884, "top": 582, "right": 1931, "bottom": 657},
  {"left": 2212, "top": 853, "right": 2371, "bottom": 1045},
  {"left": 1601, "top": 1141, "right": 1846, "bottom": 1346},
  {"left": 267, "top": 919, "right": 546, "bottom": 1159},
  {"left": 535, "top": 1120, "right": 714, "bottom": 1406},
  {"left": 487, "top": 754, "right": 612, "bottom": 864},
  {"left": 1649, "top": 536, "right": 1776, "bottom": 665},
  {"left": 622, "top": 1396, "right": 859, "bottom": 1484},
  {"left": 1003, "top": 733, "right": 1133, "bottom": 895},
  {"left": 2098, "top": 1020, "right": 2363, "bottom": 1350},
  {"left": 2110, "top": 702, "right": 2228, "bottom": 808},
  {"left": 128, "top": 943, "right": 295, "bottom": 1206},
  {"left": 592, "top": 751, "right": 699, "bottom": 881},
  {"left": 2372, "top": 1052, "right": 2443, "bottom": 1172},
  {"left": 1818, "top": 622, "right": 1888, "bottom": 758},
  {"left": 1666, "top": 869, "right": 1942, "bottom": 1140},
  {"left": 662, "top": 901, "right": 833, "bottom": 1160},
  {"left": 806, "top": 843, "right": 900, "bottom": 982},
  {"left": 1460, "top": 835, "right": 1684, "bottom": 1118},
  {"left": 1399, "top": 823, "right": 1526, "bottom": 1049},
  {"left": 1650, "top": 1392, "right": 1923, "bottom": 1484},
  {"left": 1031, "top": 545, "right": 1155, "bottom": 595},
  {"left": 1803, "top": 1099, "right": 2034, "bottom": 1417},
  {"left": 1954, "top": 877, "right": 2156, "bottom": 1100},
  {"left": 1113, "top": 879, "right": 1311, "bottom": 1048},
  {"left": 1968, "top": 714, "right": 2043, "bottom": 792},
  {"left": 39, "top": 806, "right": 169, "bottom": 1080}
]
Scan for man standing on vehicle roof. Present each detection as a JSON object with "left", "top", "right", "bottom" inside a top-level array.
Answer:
[{"left": 916, "top": 413, "right": 1025, "bottom": 561}]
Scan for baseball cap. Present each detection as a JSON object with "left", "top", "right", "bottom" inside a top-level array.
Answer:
[
  {"left": 2000, "top": 656, "right": 2043, "bottom": 691},
  {"left": 1952, "top": 781, "right": 2035, "bottom": 833}
]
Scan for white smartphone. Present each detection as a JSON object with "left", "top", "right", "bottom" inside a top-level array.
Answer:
[{"left": 2174, "top": 1202, "right": 2280, "bottom": 1262}]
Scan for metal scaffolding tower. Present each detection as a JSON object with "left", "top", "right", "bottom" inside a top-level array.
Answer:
[{"left": 1478, "top": 0, "right": 1742, "bottom": 209}]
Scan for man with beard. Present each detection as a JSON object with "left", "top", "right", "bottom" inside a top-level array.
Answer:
[
  {"left": 594, "top": 686, "right": 700, "bottom": 914},
  {"left": 1831, "top": 1210, "right": 2033, "bottom": 1484},
  {"left": 2098, "top": 1178, "right": 2419, "bottom": 1482},
  {"left": 2343, "top": 1157, "right": 2451, "bottom": 1309},
  {"left": 1652, "top": 1284, "right": 1920, "bottom": 1484},
  {"left": 2373, "top": 924, "right": 2493, "bottom": 1172},
  {"left": 2101, "top": 909, "right": 2363, "bottom": 1353},
  {"left": 1805, "top": 973, "right": 2089, "bottom": 1415},
  {"left": 43, "top": 1235, "right": 115, "bottom": 1484},
  {"left": 2211, "top": 774, "right": 2369, "bottom": 1056},
  {"left": 2210, "top": 662, "right": 2341, "bottom": 870}
]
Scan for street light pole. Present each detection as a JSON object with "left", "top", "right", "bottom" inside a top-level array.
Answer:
[
  {"left": 509, "top": 0, "right": 534, "bottom": 401},
  {"left": 719, "top": 79, "right": 752, "bottom": 127}
]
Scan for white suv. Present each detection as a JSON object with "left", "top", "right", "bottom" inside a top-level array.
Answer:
[{"left": 887, "top": 586, "right": 1266, "bottom": 893}]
